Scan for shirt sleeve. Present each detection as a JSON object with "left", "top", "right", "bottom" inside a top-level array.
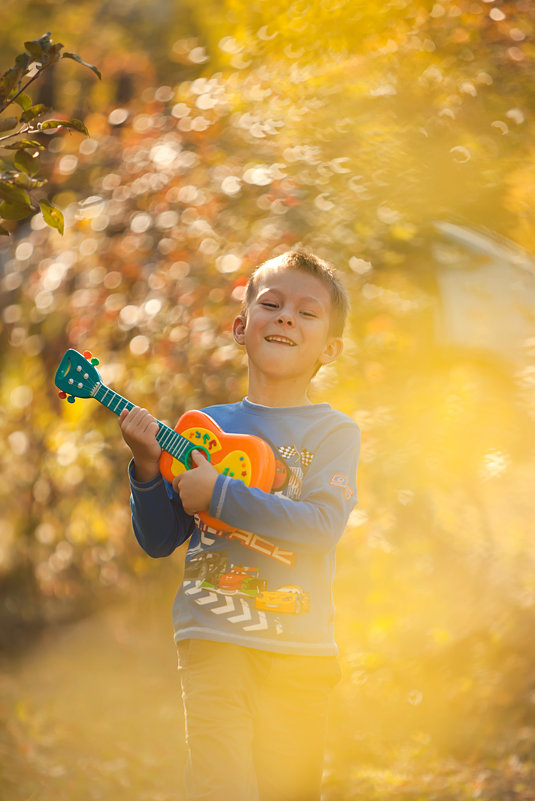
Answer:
[
  {"left": 128, "top": 460, "right": 195, "bottom": 557},
  {"left": 208, "top": 422, "right": 360, "bottom": 553}
]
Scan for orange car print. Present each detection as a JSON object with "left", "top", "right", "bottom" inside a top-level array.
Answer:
[
  {"left": 217, "top": 565, "right": 267, "bottom": 594},
  {"left": 254, "top": 585, "right": 310, "bottom": 615}
]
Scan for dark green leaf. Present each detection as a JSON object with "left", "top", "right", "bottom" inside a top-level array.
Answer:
[
  {"left": 0, "top": 116, "right": 18, "bottom": 132},
  {"left": 14, "top": 149, "right": 41, "bottom": 175},
  {"left": 4, "top": 139, "right": 44, "bottom": 151},
  {"left": 65, "top": 118, "right": 89, "bottom": 135},
  {"left": 40, "top": 118, "right": 89, "bottom": 135},
  {"left": 48, "top": 43, "right": 64, "bottom": 64},
  {"left": 12, "top": 172, "right": 45, "bottom": 190},
  {"left": 0, "top": 66, "right": 25, "bottom": 101},
  {"left": 14, "top": 52, "right": 31, "bottom": 71},
  {"left": 20, "top": 104, "right": 49, "bottom": 123},
  {"left": 0, "top": 180, "right": 31, "bottom": 205},
  {"left": 15, "top": 93, "right": 33, "bottom": 111},
  {"left": 40, "top": 198, "right": 64, "bottom": 234},
  {"left": 0, "top": 199, "right": 32, "bottom": 220},
  {"left": 24, "top": 34, "right": 63, "bottom": 68},
  {"left": 37, "top": 32, "right": 53, "bottom": 47},
  {"left": 24, "top": 33, "right": 54, "bottom": 59},
  {"left": 62, "top": 52, "right": 102, "bottom": 80},
  {"left": 38, "top": 118, "right": 68, "bottom": 131},
  {"left": 24, "top": 41, "right": 45, "bottom": 60},
  {"left": 11, "top": 172, "right": 32, "bottom": 188}
]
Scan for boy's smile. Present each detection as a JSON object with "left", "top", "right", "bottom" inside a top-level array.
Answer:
[
  {"left": 264, "top": 335, "right": 297, "bottom": 346},
  {"left": 233, "top": 266, "right": 343, "bottom": 406}
]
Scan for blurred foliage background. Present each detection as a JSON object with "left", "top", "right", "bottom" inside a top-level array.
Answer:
[{"left": 2, "top": 0, "right": 535, "bottom": 798}]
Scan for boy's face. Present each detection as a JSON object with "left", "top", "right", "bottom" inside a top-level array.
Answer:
[{"left": 233, "top": 266, "right": 343, "bottom": 385}]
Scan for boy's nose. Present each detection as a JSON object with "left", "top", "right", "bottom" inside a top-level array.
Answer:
[{"left": 277, "top": 310, "right": 295, "bottom": 326}]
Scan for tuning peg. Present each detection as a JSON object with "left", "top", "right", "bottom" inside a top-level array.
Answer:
[
  {"left": 58, "top": 391, "right": 67, "bottom": 399},
  {"left": 67, "top": 396, "right": 76, "bottom": 404},
  {"left": 82, "top": 348, "right": 100, "bottom": 365}
]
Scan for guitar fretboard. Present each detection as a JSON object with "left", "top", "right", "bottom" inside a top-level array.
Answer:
[{"left": 94, "top": 384, "right": 193, "bottom": 464}]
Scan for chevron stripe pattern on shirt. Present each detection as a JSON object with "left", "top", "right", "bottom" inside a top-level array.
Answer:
[{"left": 183, "top": 580, "right": 269, "bottom": 631}]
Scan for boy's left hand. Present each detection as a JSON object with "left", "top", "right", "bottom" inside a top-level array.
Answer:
[{"left": 172, "top": 450, "right": 219, "bottom": 515}]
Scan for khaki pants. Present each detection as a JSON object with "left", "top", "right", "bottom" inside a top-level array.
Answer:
[{"left": 176, "top": 639, "right": 341, "bottom": 801}]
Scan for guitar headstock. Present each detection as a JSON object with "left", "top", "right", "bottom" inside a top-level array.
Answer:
[{"left": 55, "top": 349, "right": 101, "bottom": 403}]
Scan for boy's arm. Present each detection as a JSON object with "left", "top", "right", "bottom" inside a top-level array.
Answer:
[
  {"left": 208, "top": 422, "right": 361, "bottom": 553},
  {"left": 119, "top": 407, "right": 195, "bottom": 557},
  {"left": 129, "top": 463, "right": 195, "bottom": 557}
]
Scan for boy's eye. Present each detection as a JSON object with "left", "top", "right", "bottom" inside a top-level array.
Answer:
[
  {"left": 261, "top": 301, "right": 278, "bottom": 309},
  {"left": 301, "top": 311, "right": 317, "bottom": 318}
]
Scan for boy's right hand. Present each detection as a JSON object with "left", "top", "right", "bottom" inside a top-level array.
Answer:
[{"left": 119, "top": 406, "right": 161, "bottom": 482}]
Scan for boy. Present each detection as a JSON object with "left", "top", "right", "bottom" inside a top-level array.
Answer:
[{"left": 119, "top": 250, "right": 360, "bottom": 801}]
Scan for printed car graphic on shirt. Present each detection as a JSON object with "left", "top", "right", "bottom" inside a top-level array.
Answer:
[
  {"left": 201, "top": 564, "right": 268, "bottom": 597},
  {"left": 184, "top": 551, "right": 311, "bottom": 615},
  {"left": 184, "top": 550, "right": 229, "bottom": 582},
  {"left": 254, "top": 585, "right": 310, "bottom": 615}
]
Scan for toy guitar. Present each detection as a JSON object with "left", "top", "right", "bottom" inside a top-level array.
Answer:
[{"left": 55, "top": 349, "right": 277, "bottom": 531}]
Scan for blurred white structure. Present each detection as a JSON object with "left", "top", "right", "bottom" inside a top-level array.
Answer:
[{"left": 432, "top": 222, "right": 535, "bottom": 365}]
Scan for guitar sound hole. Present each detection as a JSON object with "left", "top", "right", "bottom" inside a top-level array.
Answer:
[{"left": 185, "top": 446, "right": 211, "bottom": 469}]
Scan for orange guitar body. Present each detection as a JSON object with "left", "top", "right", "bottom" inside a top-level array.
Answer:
[{"left": 159, "top": 410, "right": 276, "bottom": 532}]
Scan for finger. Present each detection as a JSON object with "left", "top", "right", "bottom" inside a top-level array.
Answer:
[
  {"left": 121, "top": 405, "right": 140, "bottom": 427},
  {"left": 137, "top": 409, "right": 157, "bottom": 431},
  {"left": 120, "top": 407, "right": 141, "bottom": 433},
  {"left": 191, "top": 449, "right": 207, "bottom": 465},
  {"left": 127, "top": 407, "right": 157, "bottom": 434},
  {"left": 146, "top": 417, "right": 159, "bottom": 434}
]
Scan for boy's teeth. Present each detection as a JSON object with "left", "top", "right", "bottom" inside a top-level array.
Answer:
[{"left": 266, "top": 336, "right": 296, "bottom": 345}]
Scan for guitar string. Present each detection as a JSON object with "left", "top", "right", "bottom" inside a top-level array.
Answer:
[{"left": 94, "top": 384, "right": 191, "bottom": 462}]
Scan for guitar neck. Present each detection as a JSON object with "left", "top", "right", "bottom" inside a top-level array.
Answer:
[{"left": 93, "top": 383, "right": 192, "bottom": 465}]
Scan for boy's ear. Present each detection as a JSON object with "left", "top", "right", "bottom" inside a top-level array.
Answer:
[
  {"left": 319, "top": 336, "right": 343, "bottom": 366},
  {"left": 233, "top": 315, "right": 247, "bottom": 345}
]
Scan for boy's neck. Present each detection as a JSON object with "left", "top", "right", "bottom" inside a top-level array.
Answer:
[{"left": 246, "top": 370, "right": 312, "bottom": 408}]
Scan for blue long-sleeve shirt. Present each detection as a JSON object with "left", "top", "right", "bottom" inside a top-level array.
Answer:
[{"left": 129, "top": 397, "right": 360, "bottom": 656}]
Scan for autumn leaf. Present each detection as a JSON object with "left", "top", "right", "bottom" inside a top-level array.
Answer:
[
  {"left": 62, "top": 52, "right": 102, "bottom": 80},
  {"left": 39, "top": 198, "right": 64, "bottom": 234}
]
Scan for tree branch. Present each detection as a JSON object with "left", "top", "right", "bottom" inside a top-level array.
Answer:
[
  {"left": 0, "top": 65, "right": 47, "bottom": 116},
  {"left": 0, "top": 125, "right": 30, "bottom": 144}
]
